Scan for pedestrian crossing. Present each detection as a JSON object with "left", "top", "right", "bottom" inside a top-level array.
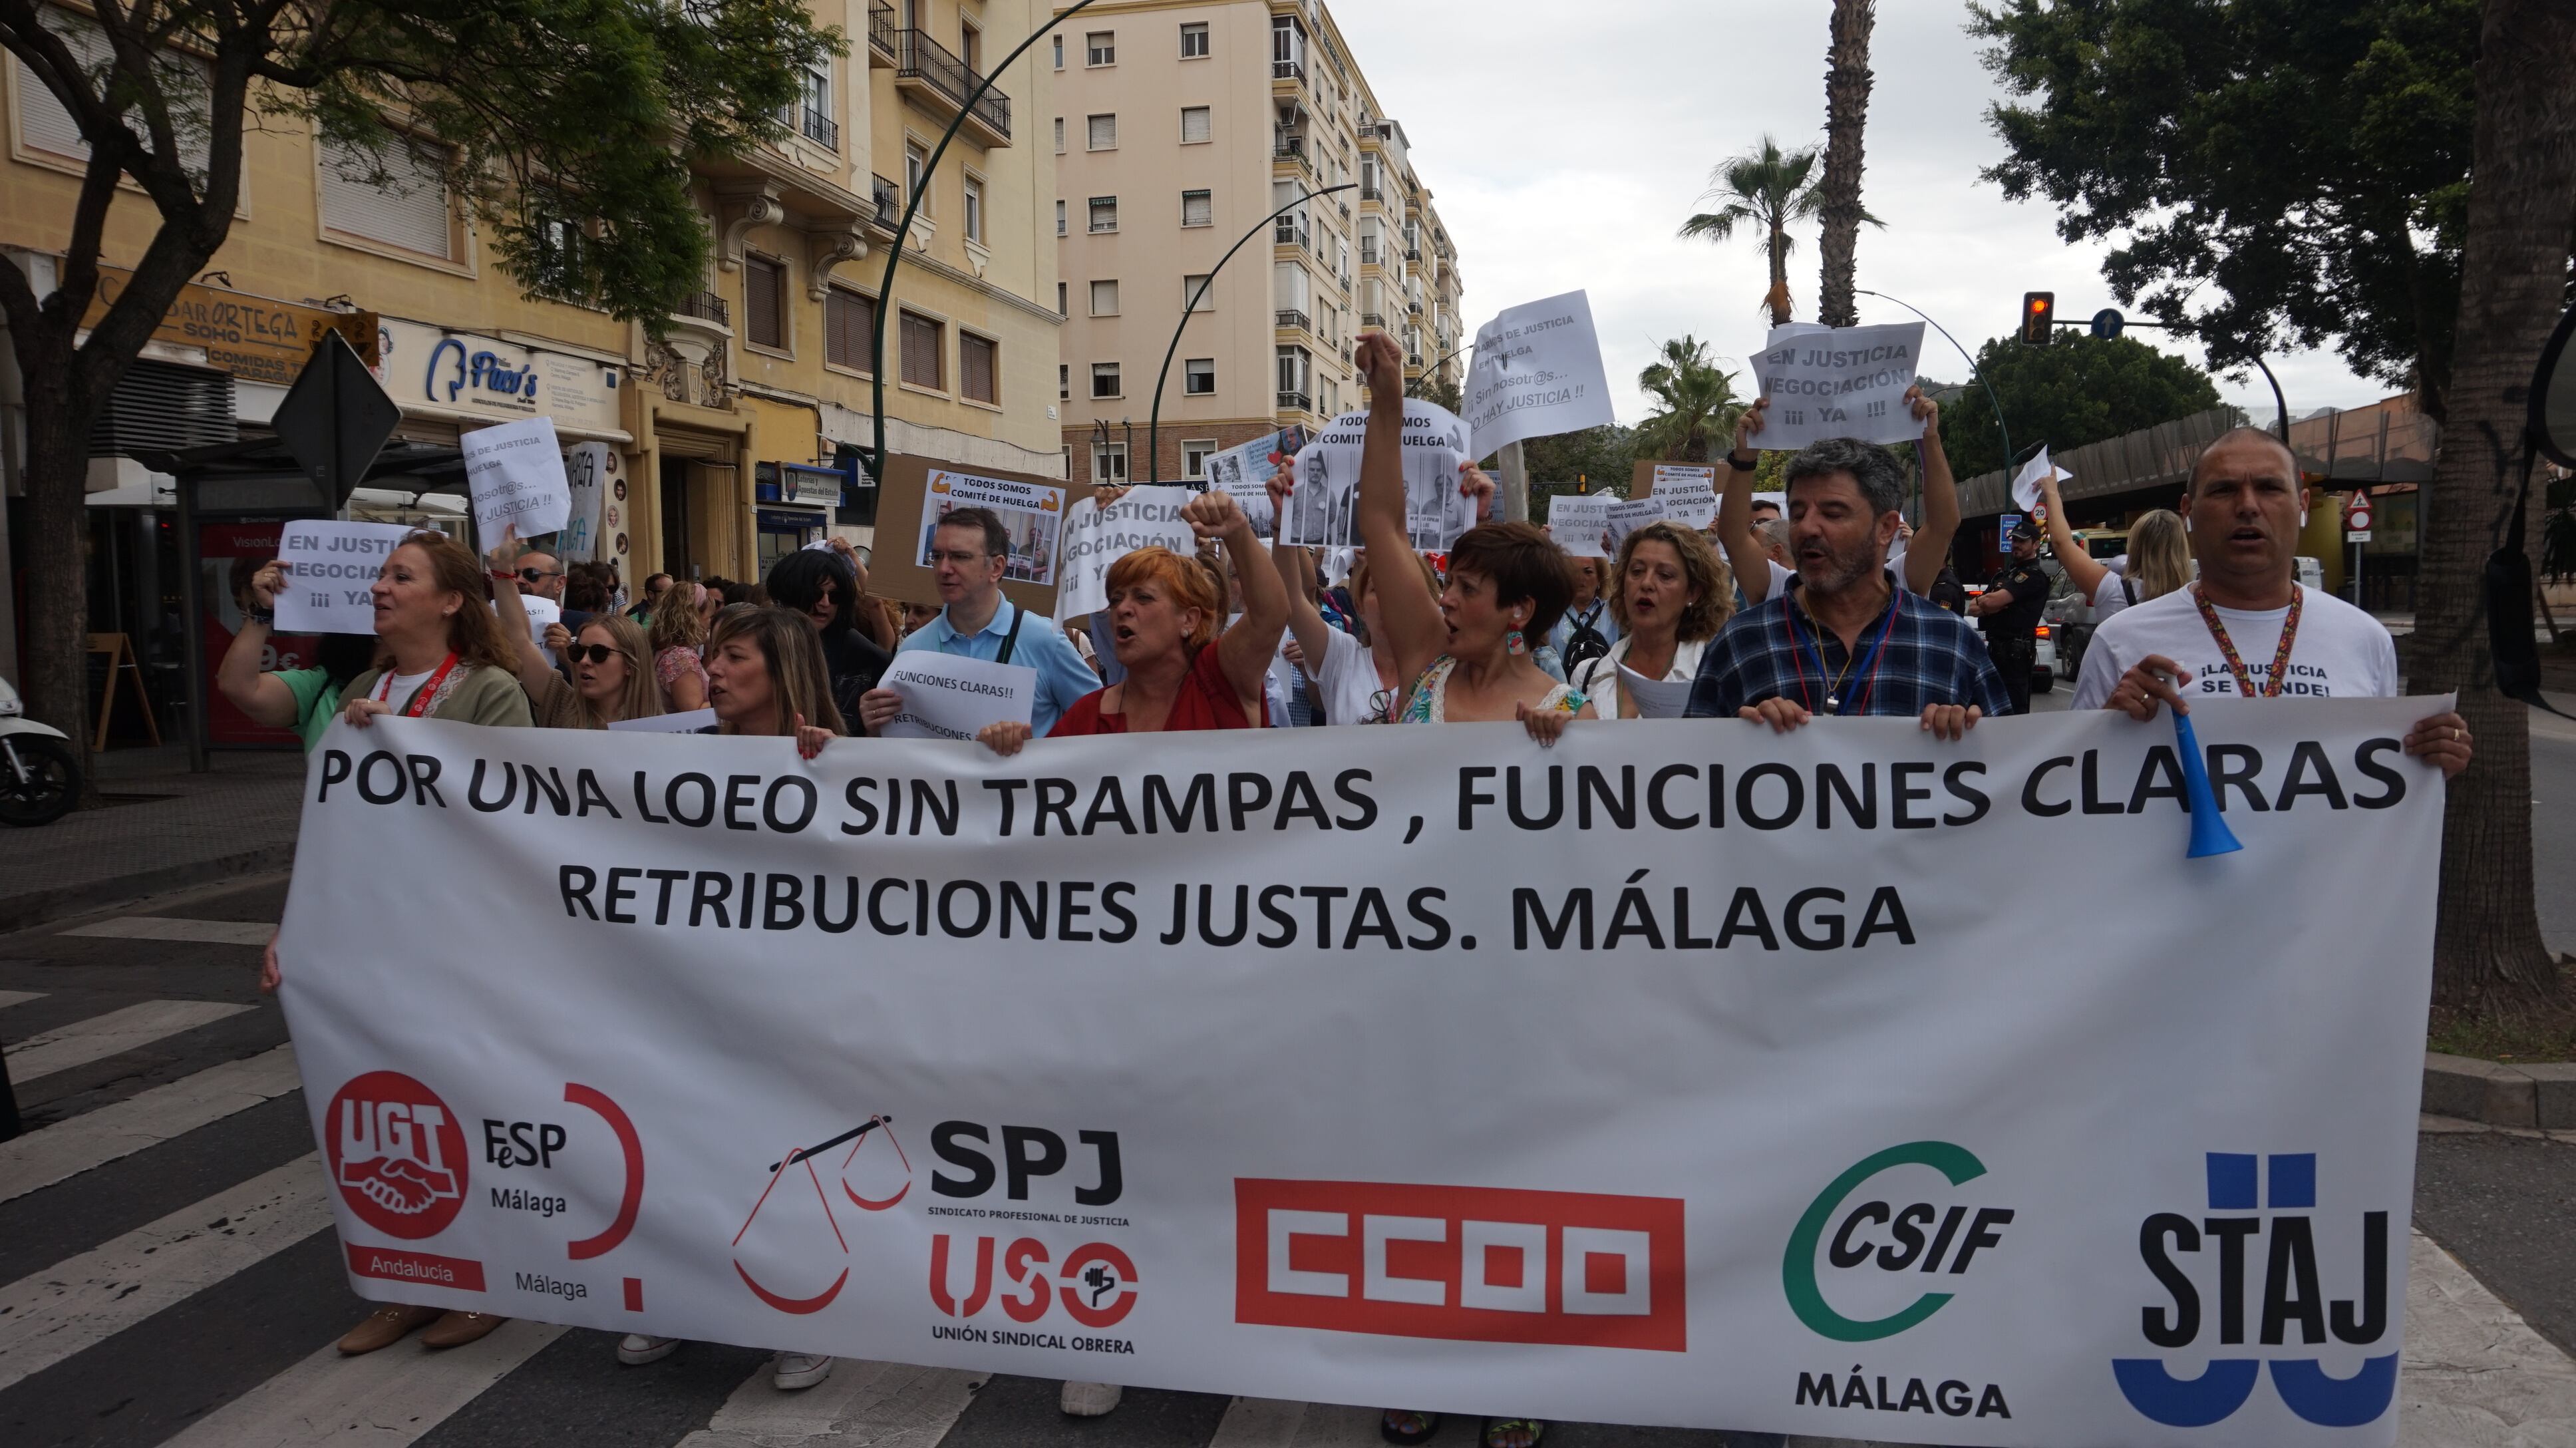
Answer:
[
  {"left": 5, "top": 915, "right": 2576, "bottom": 1448},
  {"left": 59, "top": 916, "right": 279, "bottom": 946}
]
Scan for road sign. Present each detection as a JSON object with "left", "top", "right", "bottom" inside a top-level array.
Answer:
[
  {"left": 2090, "top": 308, "right": 2125, "bottom": 341},
  {"left": 2345, "top": 494, "right": 2375, "bottom": 532},
  {"left": 270, "top": 329, "right": 402, "bottom": 512},
  {"left": 2346, "top": 530, "right": 2373, "bottom": 543}
]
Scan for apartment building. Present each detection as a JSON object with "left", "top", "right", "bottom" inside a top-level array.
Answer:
[
  {"left": 0, "top": 0, "right": 1060, "bottom": 721},
  {"left": 1050, "top": 0, "right": 1465, "bottom": 486}
]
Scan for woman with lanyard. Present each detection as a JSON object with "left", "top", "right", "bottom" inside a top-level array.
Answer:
[
  {"left": 1569, "top": 521, "right": 1733, "bottom": 719},
  {"left": 302, "top": 528, "right": 527, "bottom": 1357}
]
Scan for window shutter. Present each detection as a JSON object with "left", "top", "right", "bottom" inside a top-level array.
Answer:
[
  {"left": 744, "top": 256, "right": 784, "bottom": 348},
  {"left": 1181, "top": 106, "right": 1211, "bottom": 144},
  {"left": 13, "top": 52, "right": 89, "bottom": 160},
  {"left": 1182, "top": 190, "right": 1212, "bottom": 227},
  {"left": 901, "top": 311, "right": 942, "bottom": 388},
  {"left": 826, "top": 290, "right": 876, "bottom": 370},
  {"left": 961, "top": 334, "right": 997, "bottom": 404},
  {"left": 1088, "top": 114, "right": 1116, "bottom": 150},
  {"left": 319, "top": 138, "right": 452, "bottom": 258}
]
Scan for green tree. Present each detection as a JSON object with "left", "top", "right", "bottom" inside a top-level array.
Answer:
[
  {"left": 1636, "top": 337, "right": 1745, "bottom": 464},
  {"left": 1522, "top": 425, "right": 1641, "bottom": 510},
  {"left": 0, "top": 0, "right": 838, "bottom": 781},
  {"left": 1816, "top": 0, "right": 1879, "bottom": 327},
  {"left": 1679, "top": 136, "right": 1825, "bottom": 328},
  {"left": 1970, "top": 0, "right": 2479, "bottom": 414},
  {"left": 1936, "top": 335, "right": 2224, "bottom": 482}
]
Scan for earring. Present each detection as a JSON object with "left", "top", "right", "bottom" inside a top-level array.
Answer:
[{"left": 1506, "top": 629, "right": 1527, "bottom": 656}]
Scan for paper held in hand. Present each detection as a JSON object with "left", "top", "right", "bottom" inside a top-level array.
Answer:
[
  {"left": 1202, "top": 427, "right": 1307, "bottom": 540},
  {"left": 2011, "top": 447, "right": 2075, "bottom": 513},
  {"left": 1281, "top": 401, "right": 1474, "bottom": 552},
  {"left": 1752, "top": 322, "right": 1926, "bottom": 452},
  {"left": 1647, "top": 465, "right": 1720, "bottom": 530},
  {"left": 1549, "top": 495, "right": 1612, "bottom": 558},
  {"left": 1617, "top": 665, "right": 1693, "bottom": 719},
  {"left": 460, "top": 416, "right": 572, "bottom": 541},
  {"left": 1057, "top": 486, "right": 1197, "bottom": 618},
  {"left": 876, "top": 651, "right": 1039, "bottom": 743},
  {"left": 1466, "top": 290, "right": 1616, "bottom": 461},
  {"left": 1604, "top": 497, "right": 1669, "bottom": 558},
  {"left": 273, "top": 520, "right": 416, "bottom": 634},
  {"left": 607, "top": 709, "right": 717, "bottom": 734}
]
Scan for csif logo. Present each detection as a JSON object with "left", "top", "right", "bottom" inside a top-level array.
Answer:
[
  {"left": 1783, "top": 1142, "right": 2013, "bottom": 1342},
  {"left": 2114, "top": 1153, "right": 2396, "bottom": 1429}
]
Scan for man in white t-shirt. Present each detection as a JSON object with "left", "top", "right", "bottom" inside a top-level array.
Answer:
[{"left": 2074, "top": 427, "right": 2472, "bottom": 777}]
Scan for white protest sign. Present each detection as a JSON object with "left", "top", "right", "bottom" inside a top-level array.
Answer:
[
  {"left": 1056, "top": 486, "right": 1197, "bottom": 619},
  {"left": 1752, "top": 322, "right": 1925, "bottom": 451},
  {"left": 1202, "top": 428, "right": 1308, "bottom": 540},
  {"left": 919, "top": 470, "right": 1066, "bottom": 586},
  {"left": 516, "top": 595, "right": 562, "bottom": 665},
  {"left": 1548, "top": 495, "right": 1612, "bottom": 558},
  {"left": 277, "top": 699, "right": 2443, "bottom": 1445},
  {"left": 274, "top": 520, "right": 414, "bottom": 634},
  {"left": 1281, "top": 401, "right": 1473, "bottom": 551},
  {"left": 562, "top": 442, "right": 613, "bottom": 564},
  {"left": 460, "top": 416, "right": 572, "bottom": 542},
  {"left": 874, "top": 651, "right": 1039, "bottom": 742},
  {"left": 1466, "top": 291, "right": 1616, "bottom": 461},
  {"left": 1605, "top": 497, "right": 1669, "bottom": 558},
  {"left": 1649, "top": 465, "right": 1720, "bottom": 530},
  {"left": 1616, "top": 664, "right": 1694, "bottom": 719},
  {"left": 607, "top": 708, "right": 717, "bottom": 734},
  {"left": 2011, "top": 447, "right": 2075, "bottom": 513}
]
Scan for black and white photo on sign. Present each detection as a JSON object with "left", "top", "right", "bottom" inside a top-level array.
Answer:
[
  {"left": 1465, "top": 289, "right": 1617, "bottom": 461},
  {"left": 273, "top": 520, "right": 414, "bottom": 634},
  {"left": 1204, "top": 427, "right": 1307, "bottom": 539},
  {"left": 1604, "top": 497, "right": 1669, "bottom": 557},
  {"left": 1549, "top": 494, "right": 1613, "bottom": 558},
  {"left": 1281, "top": 401, "right": 1474, "bottom": 552},
  {"left": 460, "top": 415, "right": 573, "bottom": 540},
  {"left": 916, "top": 470, "right": 1066, "bottom": 586},
  {"left": 1751, "top": 321, "right": 1926, "bottom": 451}
]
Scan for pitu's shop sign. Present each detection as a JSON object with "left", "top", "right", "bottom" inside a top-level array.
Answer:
[{"left": 375, "top": 318, "right": 625, "bottom": 437}]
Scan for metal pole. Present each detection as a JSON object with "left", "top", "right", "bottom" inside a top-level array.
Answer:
[
  {"left": 1855, "top": 288, "right": 2009, "bottom": 475},
  {"left": 176, "top": 476, "right": 208, "bottom": 773},
  {"left": 2249, "top": 353, "right": 2291, "bottom": 440},
  {"left": 1145, "top": 183, "right": 1355, "bottom": 483},
  {"left": 1406, "top": 341, "right": 1474, "bottom": 401},
  {"left": 870, "top": 0, "right": 1101, "bottom": 482}
]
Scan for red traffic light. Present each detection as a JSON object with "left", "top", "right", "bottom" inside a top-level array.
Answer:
[{"left": 2020, "top": 291, "right": 2056, "bottom": 346}]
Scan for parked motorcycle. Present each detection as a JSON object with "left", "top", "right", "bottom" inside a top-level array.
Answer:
[{"left": 0, "top": 675, "right": 80, "bottom": 826}]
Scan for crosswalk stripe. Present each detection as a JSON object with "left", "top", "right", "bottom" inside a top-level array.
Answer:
[
  {"left": 1209, "top": 1398, "right": 1385, "bottom": 1447},
  {"left": 156, "top": 1318, "right": 569, "bottom": 1447},
  {"left": 0, "top": 1043, "right": 302, "bottom": 1205},
  {"left": 673, "top": 1356, "right": 983, "bottom": 1447},
  {"left": 0, "top": 999, "right": 255, "bottom": 1082},
  {"left": 59, "top": 917, "right": 276, "bottom": 946},
  {"left": 0, "top": 1152, "right": 332, "bottom": 1392},
  {"left": 0, "top": 990, "right": 44, "bottom": 1011}
]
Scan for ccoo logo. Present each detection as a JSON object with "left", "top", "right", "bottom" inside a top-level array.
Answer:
[
  {"left": 328, "top": 1071, "right": 469, "bottom": 1238},
  {"left": 2114, "top": 1153, "right": 2396, "bottom": 1429}
]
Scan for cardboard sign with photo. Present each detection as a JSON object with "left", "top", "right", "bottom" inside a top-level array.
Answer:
[{"left": 868, "top": 454, "right": 1092, "bottom": 619}]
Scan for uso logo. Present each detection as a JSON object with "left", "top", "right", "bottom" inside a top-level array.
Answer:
[
  {"left": 327, "top": 1071, "right": 469, "bottom": 1238},
  {"left": 1234, "top": 1179, "right": 1685, "bottom": 1351}
]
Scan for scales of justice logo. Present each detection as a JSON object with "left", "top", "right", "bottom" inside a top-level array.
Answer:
[{"left": 731, "top": 1114, "right": 911, "bottom": 1314}]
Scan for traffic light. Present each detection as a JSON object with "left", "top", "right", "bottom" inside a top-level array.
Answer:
[{"left": 2020, "top": 291, "right": 2056, "bottom": 346}]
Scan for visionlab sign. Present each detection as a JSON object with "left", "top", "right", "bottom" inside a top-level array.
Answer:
[{"left": 375, "top": 318, "right": 623, "bottom": 436}]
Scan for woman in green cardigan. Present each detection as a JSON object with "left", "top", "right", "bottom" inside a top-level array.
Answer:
[{"left": 336, "top": 530, "right": 533, "bottom": 730}]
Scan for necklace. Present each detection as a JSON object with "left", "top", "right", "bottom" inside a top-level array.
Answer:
[{"left": 2192, "top": 583, "right": 2302, "bottom": 699}]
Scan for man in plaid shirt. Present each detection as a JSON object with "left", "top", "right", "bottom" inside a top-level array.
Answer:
[{"left": 1687, "top": 415, "right": 2009, "bottom": 737}]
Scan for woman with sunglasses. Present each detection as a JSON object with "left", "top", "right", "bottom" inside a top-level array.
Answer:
[{"left": 489, "top": 536, "right": 665, "bottom": 729}]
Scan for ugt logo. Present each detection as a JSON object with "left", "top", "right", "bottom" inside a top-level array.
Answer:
[
  {"left": 327, "top": 1071, "right": 468, "bottom": 1239},
  {"left": 2115, "top": 1153, "right": 2396, "bottom": 1429}
]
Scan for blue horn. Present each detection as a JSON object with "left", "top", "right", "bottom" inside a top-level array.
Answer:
[{"left": 2174, "top": 711, "right": 2244, "bottom": 859}]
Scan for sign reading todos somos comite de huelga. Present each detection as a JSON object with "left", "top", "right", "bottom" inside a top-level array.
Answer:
[{"left": 275, "top": 701, "right": 2443, "bottom": 1446}]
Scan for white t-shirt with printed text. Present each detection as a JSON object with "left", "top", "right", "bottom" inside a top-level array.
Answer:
[{"left": 2072, "top": 584, "right": 2398, "bottom": 709}]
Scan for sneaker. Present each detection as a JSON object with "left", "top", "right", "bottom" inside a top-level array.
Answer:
[
  {"left": 772, "top": 1353, "right": 834, "bottom": 1391},
  {"left": 617, "top": 1334, "right": 680, "bottom": 1365},
  {"left": 1060, "top": 1381, "right": 1124, "bottom": 1416}
]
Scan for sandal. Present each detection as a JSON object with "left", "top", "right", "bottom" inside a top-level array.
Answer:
[
  {"left": 1380, "top": 1409, "right": 1441, "bottom": 1444},
  {"left": 1483, "top": 1419, "right": 1545, "bottom": 1448}
]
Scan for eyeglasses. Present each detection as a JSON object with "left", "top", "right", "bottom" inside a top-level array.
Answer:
[
  {"left": 518, "top": 568, "right": 561, "bottom": 584},
  {"left": 565, "top": 644, "right": 619, "bottom": 665}
]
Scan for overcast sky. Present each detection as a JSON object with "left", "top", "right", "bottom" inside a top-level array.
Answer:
[{"left": 1328, "top": 0, "right": 2390, "bottom": 441}]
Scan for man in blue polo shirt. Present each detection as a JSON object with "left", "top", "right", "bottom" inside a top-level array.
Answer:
[
  {"left": 1687, "top": 433, "right": 2007, "bottom": 738},
  {"left": 856, "top": 506, "right": 1102, "bottom": 737}
]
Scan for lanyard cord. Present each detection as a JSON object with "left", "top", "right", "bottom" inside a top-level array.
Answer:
[{"left": 1783, "top": 592, "right": 1900, "bottom": 716}]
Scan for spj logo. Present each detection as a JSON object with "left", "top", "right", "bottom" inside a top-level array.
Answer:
[
  {"left": 1784, "top": 1142, "right": 2012, "bottom": 1342},
  {"left": 327, "top": 1071, "right": 469, "bottom": 1239},
  {"left": 2114, "top": 1153, "right": 2396, "bottom": 1429}
]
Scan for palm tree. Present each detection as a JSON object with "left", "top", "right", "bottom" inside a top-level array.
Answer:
[
  {"left": 1815, "top": 0, "right": 1878, "bottom": 327},
  {"left": 1636, "top": 337, "right": 1743, "bottom": 464},
  {"left": 1679, "top": 136, "right": 1824, "bottom": 329}
]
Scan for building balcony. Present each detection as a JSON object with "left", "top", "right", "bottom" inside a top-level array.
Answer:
[
  {"left": 1273, "top": 59, "right": 1306, "bottom": 83},
  {"left": 890, "top": 29, "right": 1011, "bottom": 146},
  {"left": 1359, "top": 186, "right": 1383, "bottom": 203},
  {"left": 868, "top": 3, "right": 897, "bottom": 65},
  {"left": 1275, "top": 309, "right": 1310, "bottom": 331},
  {"left": 780, "top": 104, "right": 839, "bottom": 151},
  {"left": 1361, "top": 311, "right": 1386, "bottom": 327},
  {"left": 1273, "top": 220, "right": 1311, "bottom": 250},
  {"left": 1277, "top": 389, "right": 1311, "bottom": 413},
  {"left": 868, "top": 174, "right": 902, "bottom": 236},
  {"left": 678, "top": 290, "right": 730, "bottom": 326},
  {"left": 1406, "top": 247, "right": 1422, "bottom": 262},
  {"left": 1359, "top": 242, "right": 1379, "bottom": 265}
]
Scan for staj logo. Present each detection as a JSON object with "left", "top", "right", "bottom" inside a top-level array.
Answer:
[
  {"left": 2114, "top": 1153, "right": 2396, "bottom": 1429},
  {"left": 328, "top": 1071, "right": 469, "bottom": 1238},
  {"left": 1234, "top": 1179, "right": 1685, "bottom": 1352}
]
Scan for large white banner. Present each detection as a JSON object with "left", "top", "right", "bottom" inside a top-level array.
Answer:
[{"left": 275, "top": 702, "right": 2440, "bottom": 1446}]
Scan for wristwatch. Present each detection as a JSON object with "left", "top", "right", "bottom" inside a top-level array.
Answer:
[{"left": 1727, "top": 451, "right": 1759, "bottom": 472}]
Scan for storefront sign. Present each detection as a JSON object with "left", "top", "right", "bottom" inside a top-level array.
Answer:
[
  {"left": 83, "top": 267, "right": 377, "bottom": 389},
  {"left": 375, "top": 319, "right": 623, "bottom": 436}
]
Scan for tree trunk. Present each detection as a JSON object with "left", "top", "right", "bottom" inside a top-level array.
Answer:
[
  {"left": 1765, "top": 234, "right": 1794, "bottom": 329},
  {"left": 16, "top": 354, "right": 94, "bottom": 795},
  {"left": 2410, "top": 0, "right": 2576, "bottom": 1013},
  {"left": 1814, "top": 0, "right": 1877, "bottom": 330}
]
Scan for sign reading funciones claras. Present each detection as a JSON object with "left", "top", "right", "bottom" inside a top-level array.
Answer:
[
  {"left": 1752, "top": 321, "right": 1926, "bottom": 452},
  {"left": 917, "top": 470, "right": 1065, "bottom": 587},
  {"left": 273, "top": 520, "right": 416, "bottom": 634},
  {"left": 873, "top": 651, "right": 1038, "bottom": 743},
  {"left": 461, "top": 417, "right": 572, "bottom": 542}
]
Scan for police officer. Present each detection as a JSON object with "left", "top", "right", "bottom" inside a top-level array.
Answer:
[{"left": 1969, "top": 520, "right": 2050, "bottom": 714}]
